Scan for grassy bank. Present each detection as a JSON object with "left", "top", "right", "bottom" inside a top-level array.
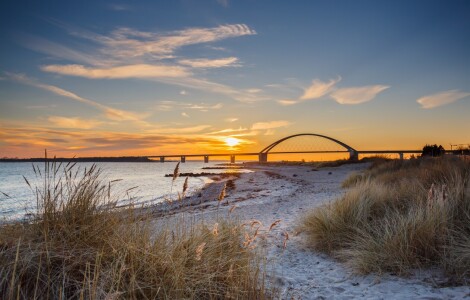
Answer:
[
  {"left": 0, "top": 162, "right": 271, "bottom": 299},
  {"left": 300, "top": 157, "right": 470, "bottom": 283}
]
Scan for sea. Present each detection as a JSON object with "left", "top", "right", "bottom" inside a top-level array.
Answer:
[{"left": 0, "top": 161, "right": 246, "bottom": 221}]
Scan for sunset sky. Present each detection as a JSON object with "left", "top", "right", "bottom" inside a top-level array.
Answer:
[{"left": 1, "top": 0, "right": 469, "bottom": 158}]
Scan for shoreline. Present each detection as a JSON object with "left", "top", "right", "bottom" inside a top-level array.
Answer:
[{"left": 153, "top": 162, "right": 470, "bottom": 299}]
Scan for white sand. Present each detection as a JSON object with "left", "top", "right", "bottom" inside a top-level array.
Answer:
[{"left": 167, "top": 163, "right": 470, "bottom": 299}]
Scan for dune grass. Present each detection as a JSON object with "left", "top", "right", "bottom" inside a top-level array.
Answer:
[
  {"left": 300, "top": 157, "right": 470, "bottom": 283},
  {"left": 0, "top": 160, "right": 272, "bottom": 299}
]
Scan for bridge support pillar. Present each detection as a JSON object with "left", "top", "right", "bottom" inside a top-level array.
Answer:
[
  {"left": 259, "top": 153, "right": 268, "bottom": 163},
  {"left": 349, "top": 150, "right": 359, "bottom": 161},
  {"left": 398, "top": 152, "right": 404, "bottom": 160},
  {"left": 230, "top": 155, "right": 235, "bottom": 164},
  {"left": 181, "top": 156, "right": 186, "bottom": 163},
  {"left": 204, "top": 155, "right": 209, "bottom": 163},
  {"left": 160, "top": 156, "right": 165, "bottom": 163}
]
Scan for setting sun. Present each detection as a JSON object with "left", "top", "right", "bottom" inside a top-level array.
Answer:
[{"left": 225, "top": 137, "right": 240, "bottom": 147}]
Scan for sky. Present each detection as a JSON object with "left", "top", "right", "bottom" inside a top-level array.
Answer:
[{"left": 1, "top": 0, "right": 469, "bottom": 158}]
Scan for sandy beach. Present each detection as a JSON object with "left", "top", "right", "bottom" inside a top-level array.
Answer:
[{"left": 159, "top": 163, "right": 470, "bottom": 299}]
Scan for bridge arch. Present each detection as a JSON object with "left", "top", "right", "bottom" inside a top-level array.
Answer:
[{"left": 258, "top": 133, "right": 358, "bottom": 162}]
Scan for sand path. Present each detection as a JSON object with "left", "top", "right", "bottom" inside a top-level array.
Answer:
[{"left": 160, "top": 163, "right": 470, "bottom": 299}]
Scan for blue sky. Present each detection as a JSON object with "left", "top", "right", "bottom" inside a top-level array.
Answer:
[{"left": 1, "top": 0, "right": 469, "bottom": 158}]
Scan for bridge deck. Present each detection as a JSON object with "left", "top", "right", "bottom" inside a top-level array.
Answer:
[{"left": 147, "top": 150, "right": 425, "bottom": 158}]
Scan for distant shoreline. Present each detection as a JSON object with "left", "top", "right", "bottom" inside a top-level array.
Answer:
[{"left": 0, "top": 157, "right": 158, "bottom": 163}]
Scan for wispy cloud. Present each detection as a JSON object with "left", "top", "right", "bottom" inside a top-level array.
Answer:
[
  {"left": 23, "top": 22, "right": 262, "bottom": 103},
  {"left": 71, "top": 24, "right": 256, "bottom": 60},
  {"left": 216, "top": 0, "right": 229, "bottom": 7},
  {"left": 208, "top": 127, "right": 247, "bottom": 135},
  {"left": 225, "top": 117, "right": 238, "bottom": 122},
  {"left": 178, "top": 57, "right": 239, "bottom": 68},
  {"left": 277, "top": 99, "right": 297, "bottom": 106},
  {"left": 154, "top": 77, "right": 265, "bottom": 103},
  {"left": 108, "top": 3, "right": 132, "bottom": 11},
  {"left": 251, "top": 120, "right": 290, "bottom": 130},
  {"left": 7, "top": 73, "right": 146, "bottom": 122},
  {"left": 48, "top": 116, "right": 103, "bottom": 129},
  {"left": 300, "top": 77, "right": 340, "bottom": 100},
  {"left": 0, "top": 123, "right": 263, "bottom": 157},
  {"left": 329, "top": 85, "right": 389, "bottom": 105},
  {"left": 26, "top": 104, "right": 58, "bottom": 110},
  {"left": 18, "top": 34, "right": 103, "bottom": 66},
  {"left": 417, "top": 90, "right": 470, "bottom": 109},
  {"left": 188, "top": 103, "right": 223, "bottom": 111},
  {"left": 146, "top": 125, "right": 212, "bottom": 134},
  {"left": 41, "top": 64, "right": 189, "bottom": 79},
  {"left": 181, "top": 112, "right": 189, "bottom": 118},
  {"left": 245, "top": 88, "right": 262, "bottom": 94},
  {"left": 155, "top": 101, "right": 223, "bottom": 112},
  {"left": 276, "top": 77, "right": 389, "bottom": 106}
]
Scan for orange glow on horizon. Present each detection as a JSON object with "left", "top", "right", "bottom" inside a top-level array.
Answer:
[{"left": 225, "top": 137, "right": 241, "bottom": 147}]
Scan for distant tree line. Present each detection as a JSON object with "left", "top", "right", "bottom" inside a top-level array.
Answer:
[
  {"left": 452, "top": 146, "right": 470, "bottom": 155},
  {"left": 421, "top": 144, "right": 445, "bottom": 157}
]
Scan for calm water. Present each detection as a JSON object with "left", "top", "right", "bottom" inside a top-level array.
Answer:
[{"left": 0, "top": 161, "right": 243, "bottom": 220}]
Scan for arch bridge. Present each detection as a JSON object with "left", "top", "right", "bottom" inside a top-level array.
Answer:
[
  {"left": 148, "top": 132, "right": 381, "bottom": 163},
  {"left": 257, "top": 133, "right": 358, "bottom": 162}
]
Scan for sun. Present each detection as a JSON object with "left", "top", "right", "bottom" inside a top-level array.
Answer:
[{"left": 225, "top": 137, "right": 240, "bottom": 147}]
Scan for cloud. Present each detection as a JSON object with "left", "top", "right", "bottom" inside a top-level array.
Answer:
[
  {"left": 277, "top": 99, "right": 297, "bottom": 106},
  {"left": 48, "top": 116, "right": 102, "bottom": 129},
  {"left": 300, "top": 77, "right": 340, "bottom": 100},
  {"left": 216, "top": 0, "right": 229, "bottom": 7},
  {"left": 41, "top": 64, "right": 189, "bottom": 79},
  {"left": 24, "top": 22, "right": 261, "bottom": 103},
  {"left": 208, "top": 127, "right": 248, "bottom": 135},
  {"left": 1, "top": 123, "right": 257, "bottom": 157},
  {"left": 7, "top": 73, "right": 145, "bottom": 122},
  {"left": 225, "top": 117, "right": 238, "bottom": 122},
  {"left": 17, "top": 34, "right": 104, "bottom": 66},
  {"left": 147, "top": 125, "right": 212, "bottom": 134},
  {"left": 276, "top": 77, "right": 390, "bottom": 106},
  {"left": 155, "top": 77, "right": 265, "bottom": 103},
  {"left": 417, "top": 90, "right": 470, "bottom": 109},
  {"left": 108, "top": 3, "right": 132, "bottom": 11},
  {"left": 251, "top": 120, "right": 290, "bottom": 130},
  {"left": 181, "top": 112, "right": 189, "bottom": 118},
  {"left": 178, "top": 57, "right": 239, "bottom": 68},
  {"left": 26, "top": 104, "right": 58, "bottom": 110},
  {"left": 44, "top": 22, "right": 255, "bottom": 62},
  {"left": 245, "top": 88, "right": 262, "bottom": 93},
  {"left": 85, "top": 24, "right": 256, "bottom": 60},
  {"left": 207, "top": 46, "right": 227, "bottom": 51},
  {"left": 187, "top": 103, "right": 223, "bottom": 111},
  {"left": 155, "top": 101, "right": 223, "bottom": 112},
  {"left": 39, "top": 59, "right": 262, "bottom": 104},
  {"left": 330, "top": 85, "right": 389, "bottom": 105},
  {"left": 180, "top": 90, "right": 187, "bottom": 95}
]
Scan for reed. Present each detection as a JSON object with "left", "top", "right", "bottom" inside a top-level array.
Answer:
[
  {"left": 301, "top": 157, "right": 470, "bottom": 283},
  {"left": 0, "top": 160, "right": 272, "bottom": 299}
]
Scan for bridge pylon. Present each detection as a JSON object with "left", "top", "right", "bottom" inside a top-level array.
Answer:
[
  {"left": 259, "top": 153, "right": 268, "bottom": 163},
  {"left": 349, "top": 150, "right": 359, "bottom": 161}
]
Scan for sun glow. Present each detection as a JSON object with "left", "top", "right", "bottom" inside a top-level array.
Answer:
[{"left": 225, "top": 137, "right": 240, "bottom": 147}]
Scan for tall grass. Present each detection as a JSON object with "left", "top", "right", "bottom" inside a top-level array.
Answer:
[
  {"left": 0, "top": 160, "right": 271, "bottom": 299},
  {"left": 301, "top": 157, "right": 470, "bottom": 283}
]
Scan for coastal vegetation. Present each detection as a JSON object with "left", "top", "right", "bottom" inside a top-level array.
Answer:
[
  {"left": 0, "top": 161, "right": 271, "bottom": 299},
  {"left": 301, "top": 156, "right": 470, "bottom": 283}
]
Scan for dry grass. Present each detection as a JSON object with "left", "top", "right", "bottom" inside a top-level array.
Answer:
[
  {"left": 301, "top": 157, "right": 470, "bottom": 283},
  {"left": 0, "top": 160, "right": 272, "bottom": 299}
]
